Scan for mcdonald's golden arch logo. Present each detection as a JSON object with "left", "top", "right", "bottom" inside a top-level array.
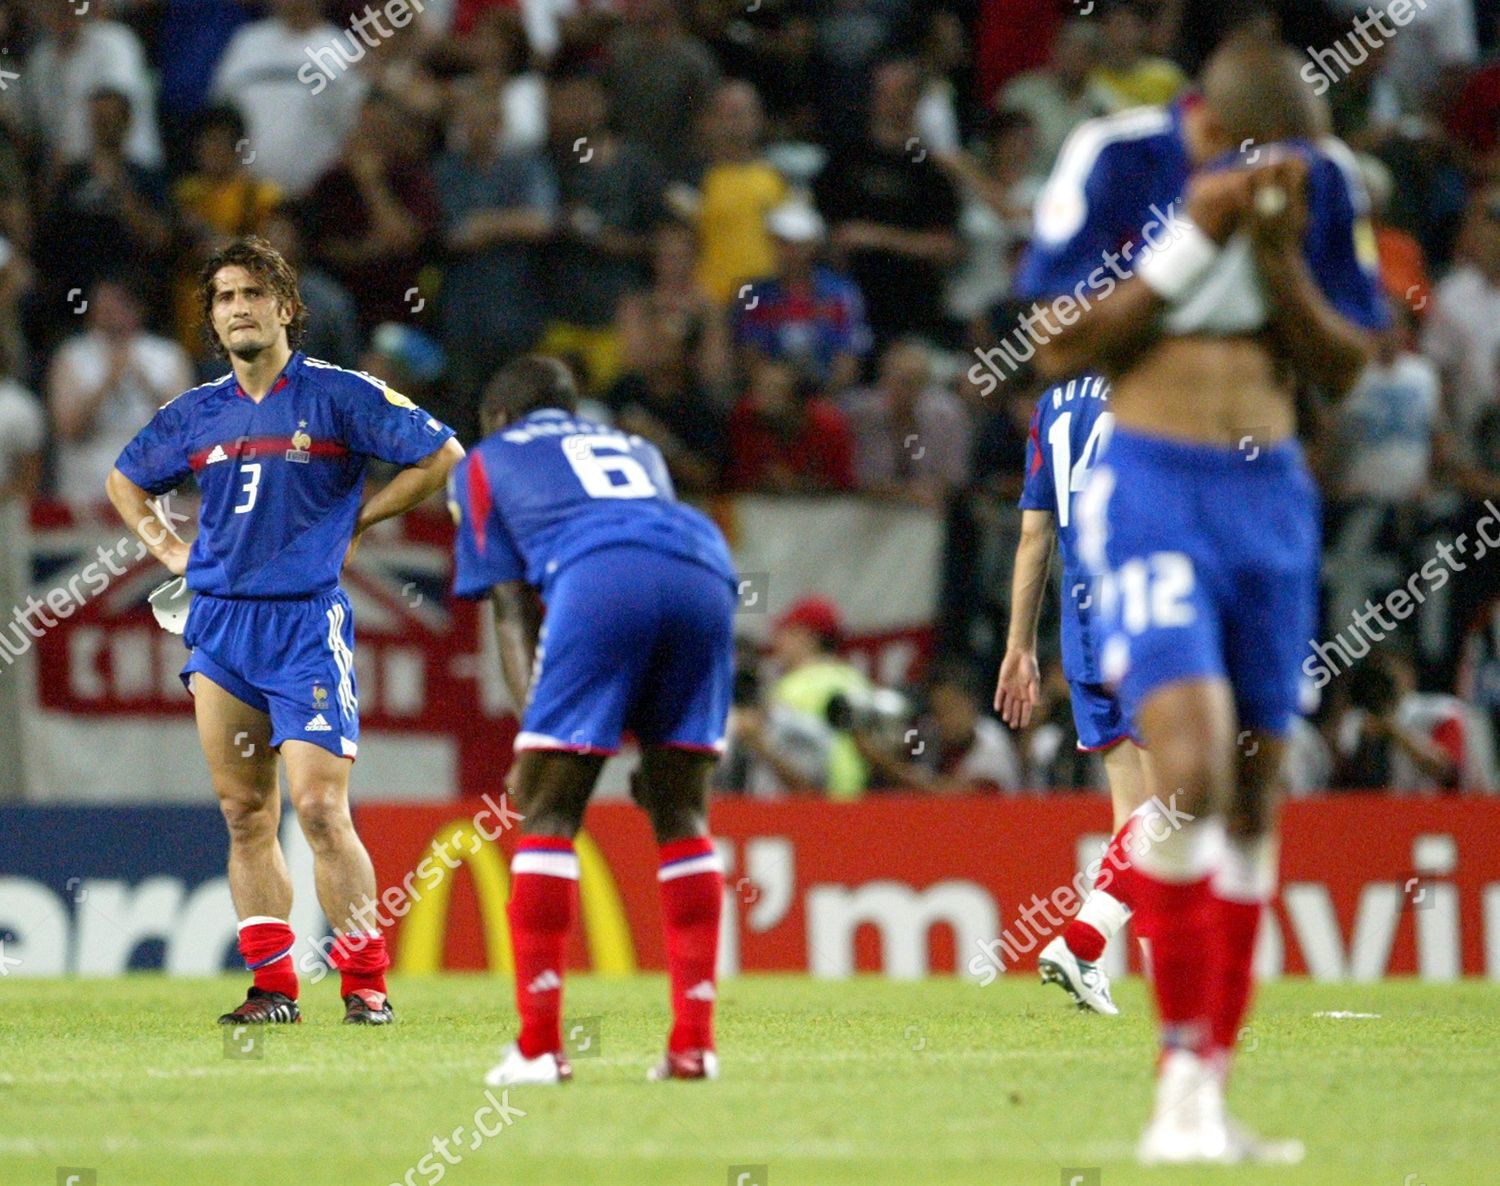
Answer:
[{"left": 395, "top": 820, "right": 637, "bottom": 976}]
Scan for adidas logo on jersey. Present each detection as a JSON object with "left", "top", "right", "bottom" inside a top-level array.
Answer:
[
  {"left": 684, "top": 980, "right": 717, "bottom": 1002},
  {"left": 526, "top": 970, "right": 561, "bottom": 994},
  {"left": 304, "top": 713, "right": 333, "bottom": 732},
  {"left": 204, "top": 444, "right": 228, "bottom": 465}
]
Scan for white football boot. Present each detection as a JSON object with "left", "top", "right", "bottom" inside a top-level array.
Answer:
[
  {"left": 1038, "top": 935, "right": 1120, "bottom": 1015},
  {"left": 1137, "top": 1049, "right": 1233, "bottom": 1165},
  {"left": 484, "top": 1041, "right": 573, "bottom": 1087}
]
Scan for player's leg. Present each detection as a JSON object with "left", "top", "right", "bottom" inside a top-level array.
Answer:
[
  {"left": 1041, "top": 683, "right": 1153, "bottom": 1012},
  {"left": 635, "top": 745, "right": 723, "bottom": 1080},
  {"left": 486, "top": 550, "right": 643, "bottom": 1085},
  {"left": 1211, "top": 731, "right": 1284, "bottom": 1071},
  {"left": 486, "top": 748, "right": 605, "bottom": 1085},
  {"left": 192, "top": 670, "right": 300, "bottom": 1023},
  {"left": 281, "top": 739, "right": 392, "bottom": 1023},
  {"left": 628, "top": 551, "right": 735, "bottom": 1080},
  {"left": 1131, "top": 676, "right": 1237, "bottom": 1164}
]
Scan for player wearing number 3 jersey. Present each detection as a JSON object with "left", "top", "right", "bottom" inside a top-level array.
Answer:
[
  {"left": 448, "top": 356, "right": 736, "bottom": 1087},
  {"left": 107, "top": 237, "right": 463, "bottom": 1029}
]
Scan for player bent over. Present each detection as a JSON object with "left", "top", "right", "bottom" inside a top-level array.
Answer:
[
  {"left": 994, "top": 374, "right": 1155, "bottom": 1016},
  {"left": 1019, "top": 35, "right": 1382, "bottom": 1163},
  {"left": 106, "top": 237, "right": 463, "bottom": 1025},
  {"left": 448, "top": 357, "right": 736, "bottom": 1085}
]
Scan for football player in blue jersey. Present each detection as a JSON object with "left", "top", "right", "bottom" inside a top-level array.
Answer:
[
  {"left": 106, "top": 237, "right": 463, "bottom": 1027},
  {"left": 995, "top": 374, "right": 1155, "bottom": 1017},
  {"left": 448, "top": 356, "right": 737, "bottom": 1087},
  {"left": 1014, "top": 33, "right": 1383, "bottom": 1163}
]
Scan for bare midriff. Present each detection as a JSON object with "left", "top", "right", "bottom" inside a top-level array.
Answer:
[{"left": 1110, "top": 335, "right": 1296, "bottom": 447}]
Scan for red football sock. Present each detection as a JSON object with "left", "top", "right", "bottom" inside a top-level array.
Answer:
[
  {"left": 1209, "top": 834, "right": 1275, "bottom": 1063},
  {"left": 508, "top": 837, "right": 579, "bottom": 1058},
  {"left": 657, "top": 836, "right": 724, "bottom": 1053},
  {"left": 1097, "top": 814, "right": 1139, "bottom": 912},
  {"left": 1210, "top": 897, "right": 1262, "bottom": 1056},
  {"left": 329, "top": 931, "right": 390, "bottom": 999},
  {"left": 1134, "top": 870, "right": 1217, "bottom": 1055},
  {"left": 1062, "top": 918, "right": 1107, "bottom": 962},
  {"left": 237, "top": 917, "right": 298, "bottom": 1000}
]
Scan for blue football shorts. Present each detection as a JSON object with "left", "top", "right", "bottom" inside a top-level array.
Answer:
[{"left": 1076, "top": 428, "right": 1320, "bottom": 737}]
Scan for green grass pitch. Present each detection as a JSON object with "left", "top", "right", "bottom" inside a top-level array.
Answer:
[{"left": 1, "top": 975, "right": 1496, "bottom": 1185}]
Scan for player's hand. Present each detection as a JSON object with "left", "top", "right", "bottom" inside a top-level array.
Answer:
[
  {"left": 1247, "top": 155, "right": 1310, "bottom": 257},
  {"left": 1184, "top": 169, "right": 1255, "bottom": 243},
  {"left": 161, "top": 539, "right": 190, "bottom": 577},
  {"left": 994, "top": 648, "right": 1040, "bottom": 729}
]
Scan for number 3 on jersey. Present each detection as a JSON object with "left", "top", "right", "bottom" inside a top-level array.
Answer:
[
  {"left": 563, "top": 434, "right": 659, "bottom": 500},
  {"left": 1048, "top": 410, "right": 1113, "bottom": 528},
  {"left": 234, "top": 461, "right": 262, "bottom": 514}
]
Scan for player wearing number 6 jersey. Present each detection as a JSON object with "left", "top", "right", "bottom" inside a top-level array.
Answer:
[
  {"left": 995, "top": 374, "right": 1156, "bottom": 1016},
  {"left": 106, "top": 237, "right": 463, "bottom": 1028},
  {"left": 448, "top": 356, "right": 737, "bottom": 1087}
]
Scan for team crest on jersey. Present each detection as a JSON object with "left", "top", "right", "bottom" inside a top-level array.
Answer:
[{"left": 287, "top": 421, "right": 312, "bottom": 463}]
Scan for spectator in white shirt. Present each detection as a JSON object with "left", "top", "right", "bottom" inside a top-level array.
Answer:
[
  {"left": 47, "top": 280, "right": 193, "bottom": 505},
  {"left": 25, "top": 7, "right": 163, "bottom": 173},
  {"left": 1333, "top": 301, "right": 1440, "bottom": 502},
  {"left": 212, "top": 0, "right": 367, "bottom": 197},
  {"left": 1422, "top": 186, "right": 1500, "bottom": 441}
]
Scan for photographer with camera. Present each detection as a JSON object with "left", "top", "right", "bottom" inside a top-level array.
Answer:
[
  {"left": 1332, "top": 649, "right": 1464, "bottom": 792},
  {"left": 760, "top": 596, "right": 875, "bottom": 799},
  {"left": 717, "top": 638, "right": 833, "bottom": 797}
]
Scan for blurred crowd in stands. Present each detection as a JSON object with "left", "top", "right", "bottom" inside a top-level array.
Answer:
[{"left": 0, "top": 0, "right": 1498, "bottom": 794}]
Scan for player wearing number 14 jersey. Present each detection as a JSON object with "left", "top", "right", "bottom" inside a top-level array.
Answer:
[
  {"left": 107, "top": 237, "right": 463, "bottom": 1027},
  {"left": 995, "top": 374, "right": 1156, "bottom": 1016},
  {"left": 448, "top": 356, "right": 737, "bottom": 1086}
]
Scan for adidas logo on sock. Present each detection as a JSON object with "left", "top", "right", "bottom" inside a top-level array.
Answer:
[
  {"left": 685, "top": 980, "right": 716, "bottom": 1002},
  {"left": 527, "top": 970, "right": 561, "bottom": 994},
  {"left": 304, "top": 713, "right": 332, "bottom": 732}
]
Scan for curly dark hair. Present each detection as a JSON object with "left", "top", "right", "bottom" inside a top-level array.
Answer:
[{"left": 196, "top": 235, "right": 307, "bottom": 358}]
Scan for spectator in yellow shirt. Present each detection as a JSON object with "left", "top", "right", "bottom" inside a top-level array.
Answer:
[
  {"left": 172, "top": 104, "right": 281, "bottom": 362},
  {"left": 689, "top": 80, "right": 786, "bottom": 306},
  {"left": 1089, "top": 0, "right": 1188, "bottom": 111}
]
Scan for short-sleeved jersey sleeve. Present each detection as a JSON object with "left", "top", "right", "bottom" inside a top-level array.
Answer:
[
  {"left": 1018, "top": 400, "right": 1053, "bottom": 511},
  {"left": 336, "top": 373, "right": 455, "bottom": 465},
  {"left": 1015, "top": 136, "right": 1130, "bottom": 302},
  {"left": 449, "top": 452, "right": 525, "bottom": 598},
  {"left": 114, "top": 398, "right": 191, "bottom": 495},
  {"left": 1305, "top": 149, "right": 1390, "bottom": 332}
]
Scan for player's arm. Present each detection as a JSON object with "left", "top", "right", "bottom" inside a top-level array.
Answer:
[
  {"left": 1032, "top": 170, "right": 1257, "bottom": 380},
  {"left": 105, "top": 467, "right": 190, "bottom": 575},
  {"left": 1248, "top": 160, "right": 1377, "bottom": 396},
  {"left": 354, "top": 437, "right": 465, "bottom": 535},
  {"left": 489, "top": 579, "right": 544, "bottom": 712},
  {"left": 994, "top": 509, "right": 1056, "bottom": 728},
  {"left": 346, "top": 437, "right": 465, "bottom": 567}
]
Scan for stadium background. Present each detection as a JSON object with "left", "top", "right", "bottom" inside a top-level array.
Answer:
[{"left": 0, "top": 0, "right": 1498, "bottom": 986}]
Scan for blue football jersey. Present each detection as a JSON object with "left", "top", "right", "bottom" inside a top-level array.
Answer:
[
  {"left": 115, "top": 352, "right": 455, "bottom": 598},
  {"left": 449, "top": 408, "right": 736, "bottom": 599},
  {"left": 1020, "top": 375, "right": 1114, "bottom": 684},
  {"left": 1014, "top": 101, "right": 1388, "bottom": 332}
]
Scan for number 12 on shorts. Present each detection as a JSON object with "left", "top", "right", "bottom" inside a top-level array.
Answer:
[{"left": 1114, "top": 551, "right": 1195, "bottom": 633}]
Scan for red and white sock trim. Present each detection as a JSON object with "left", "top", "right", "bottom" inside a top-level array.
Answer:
[
  {"left": 512, "top": 837, "right": 581, "bottom": 880},
  {"left": 657, "top": 836, "right": 723, "bottom": 882}
]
